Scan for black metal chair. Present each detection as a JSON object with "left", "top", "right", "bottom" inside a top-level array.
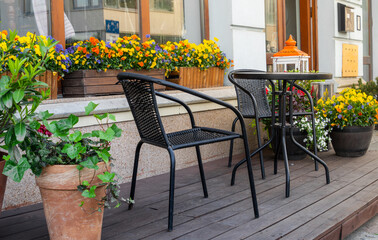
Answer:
[
  {"left": 117, "top": 72, "right": 259, "bottom": 231},
  {"left": 228, "top": 69, "right": 320, "bottom": 183}
]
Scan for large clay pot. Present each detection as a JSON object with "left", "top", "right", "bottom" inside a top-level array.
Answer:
[
  {"left": 271, "top": 127, "right": 307, "bottom": 160},
  {"left": 331, "top": 126, "right": 374, "bottom": 157},
  {"left": 0, "top": 152, "right": 8, "bottom": 214},
  {"left": 35, "top": 162, "right": 109, "bottom": 240}
]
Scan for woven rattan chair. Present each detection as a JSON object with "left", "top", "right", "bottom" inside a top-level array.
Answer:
[
  {"left": 117, "top": 72, "right": 259, "bottom": 231},
  {"left": 228, "top": 69, "right": 320, "bottom": 182}
]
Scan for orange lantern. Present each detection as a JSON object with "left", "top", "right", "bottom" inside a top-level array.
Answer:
[{"left": 272, "top": 35, "right": 310, "bottom": 72}]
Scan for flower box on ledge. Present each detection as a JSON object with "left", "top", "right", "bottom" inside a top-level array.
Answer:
[
  {"left": 61, "top": 69, "right": 166, "bottom": 97},
  {"left": 0, "top": 71, "right": 58, "bottom": 100},
  {"left": 167, "top": 67, "right": 224, "bottom": 89}
]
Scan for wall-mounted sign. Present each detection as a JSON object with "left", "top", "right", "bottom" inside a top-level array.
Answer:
[
  {"left": 342, "top": 44, "right": 358, "bottom": 77},
  {"left": 105, "top": 20, "right": 120, "bottom": 42},
  {"left": 338, "top": 3, "right": 354, "bottom": 32}
]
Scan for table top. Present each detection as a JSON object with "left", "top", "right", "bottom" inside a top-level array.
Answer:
[{"left": 233, "top": 71, "right": 333, "bottom": 80}]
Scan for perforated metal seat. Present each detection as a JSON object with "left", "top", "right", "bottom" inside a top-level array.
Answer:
[{"left": 117, "top": 72, "right": 259, "bottom": 231}]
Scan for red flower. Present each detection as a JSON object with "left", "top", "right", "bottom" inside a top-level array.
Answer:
[
  {"left": 358, "top": 112, "right": 362, "bottom": 116},
  {"left": 37, "top": 125, "right": 52, "bottom": 137},
  {"left": 265, "top": 87, "right": 269, "bottom": 95}
]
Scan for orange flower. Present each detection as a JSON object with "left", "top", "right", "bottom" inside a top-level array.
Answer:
[
  {"left": 179, "top": 56, "right": 183, "bottom": 61},
  {"left": 1, "top": 30, "right": 7, "bottom": 36},
  {"left": 135, "top": 46, "right": 141, "bottom": 51},
  {"left": 118, "top": 49, "right": 123, "bottom": 56},
  {"left": 82, "top": 48, "right": 87, "bottom": 54},
  {"left": 89, "top": 37, "right": 99, "bottom": 45},
  {"left": 92, "top": 47, "right": 100, "bottom": 54},
  {"left": 138, "top": 62, "right": 144, "bottom": 67},
  {"left": 131, "top": 34, "right": 139, "bottom": 40}
]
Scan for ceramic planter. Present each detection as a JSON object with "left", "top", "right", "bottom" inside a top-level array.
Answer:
[
  {"left": 0, "top": 152, "right": 7, "bottom": 214},
  {"left": 35, "top": 162, "right": 110, "bottom": 240},
  {"left": 167, "top": 67, "right": 225, "bottom": 89},
  {"left": 0, "top": 71, "right": 58, "bottom": 99},
  {"left": 271, "top": 127, "right": 307, "bottom": 160},
  {"left": 331, "top": 126, "right": 374, "bottom": 157},
  {"left": 62, "top": 69, "right": 166, "bottom": 97}
]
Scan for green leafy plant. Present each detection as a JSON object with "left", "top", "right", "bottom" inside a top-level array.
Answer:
[
  {"left": 352, "top": 78, "right": 378, "bottom": 100},
  {"left": 4, "top": 102, "right": 128, "bottom": 209},
  {"left": 0, "top": 30, "right": 57, "bottom": 161}
]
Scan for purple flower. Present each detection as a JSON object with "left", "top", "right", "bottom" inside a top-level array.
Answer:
[
  {"left": 329, "top": 111, "right": 333, "bottom": 114},
  {"left": 347, "top": 105, "right": 353, "bottom": 110},
  {"left": 106, "top": 42, "right": 111, "bottom": 48},
  {"left": 146, "top": 34, "right": 151, "bottom": 38},
  {"left": 97, "top": 59, "right": 102, "bottom": 64},
  {"left": 361, "top": 105, "right": 365, "bottom": 109},
  {"left": 154, "top": 45, "right": 161, "bottom": 51},
  {"left": 55, "top": 44, "right": 64, "bottom": 52},
  {"left": 337, "top": 114, "right": 342, "bottom": 119}
]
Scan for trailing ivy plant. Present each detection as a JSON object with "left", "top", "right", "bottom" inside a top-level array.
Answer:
[{"left": 4, "top": 102, "right": 129, "bottom": 210}]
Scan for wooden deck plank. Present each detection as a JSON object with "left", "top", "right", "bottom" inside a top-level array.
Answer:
[
  {"left": 209, "top": 153, "right": 377, "bottom": 240},
  {"left": 0, "top": 150, "right": 376, "bottom": 240}
]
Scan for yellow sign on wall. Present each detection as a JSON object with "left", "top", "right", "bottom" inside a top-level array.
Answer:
[{"left": 342, "top": 44, "right": 358, "bottom": 77}]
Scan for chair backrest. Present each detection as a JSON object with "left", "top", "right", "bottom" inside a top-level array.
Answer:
[
  {"left": 229, "top": 69, "right": 271, "bottom": 118},
  {"left": 118, "top": 78, "right": 169, "bottom": 148}
]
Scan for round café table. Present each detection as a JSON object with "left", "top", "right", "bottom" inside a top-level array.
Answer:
[{"left": 231, "top": 72, "right": 332, "bottom": 197}]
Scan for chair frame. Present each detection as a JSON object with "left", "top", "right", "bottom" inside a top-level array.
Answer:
[
  {"left": 117, "top": 72, "right": 259, "bottom": 231},
  {"left": 228, "top": 69, "right": 321, "bottom": 185}
]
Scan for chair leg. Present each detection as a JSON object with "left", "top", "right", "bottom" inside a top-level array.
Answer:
[
  {"left": 167, "top": 147, "right": 176, "bottom": 232},
  {"left": 255, "top": 118, "right": 265, "bottom": 179},
  {"left": 310, "top": 112, "right": 319, "bottom": 171},
  {"left": 195, "top": 146, "right": 208, "bottom": 198},
  {"left": 228, "top": 117, "right": 239, "bottom": 167},
  {"left": 128, "top": 141, "right": 143, "bottom": 210},
  {"left": 242, "top": 136, "right": 259, "bottom": 218},
  {"left": 274, "top": 131, "right": 281, "bottom": 175}
]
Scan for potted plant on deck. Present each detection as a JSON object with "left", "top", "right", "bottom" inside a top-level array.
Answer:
[
  {"left": 3, "top": 102, "right": 125, "bottom": 240},
  {"left": 264, "top": 80, "right": 331, "bottom": 160},
  {"left": 316, "top": 88, "right": 378, "bottom": 157},
  {"left": 0, "top": 30, "right": 57, "bottom": 212}
]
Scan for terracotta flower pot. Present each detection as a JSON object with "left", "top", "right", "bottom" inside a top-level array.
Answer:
[
  {"left": 0, "top": 152, "right": 8, "bottom": 214},
  {"left": 35, "top": 162, "right": 110, "bottom": 240},
  {"left": 331, "top": 126, "right": 374, "bottom": 157}
]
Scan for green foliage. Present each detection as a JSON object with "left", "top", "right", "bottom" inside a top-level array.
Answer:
[
  {"left": 352, "top": 78, "right": 378, "bottom": 99},
  {"left": 3, "top": 101, "right": 124, "bottom": 210}
]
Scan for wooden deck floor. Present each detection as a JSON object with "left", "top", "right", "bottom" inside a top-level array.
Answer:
[{"left": 0, "top": 149, "right": 377, "bottom": 240}]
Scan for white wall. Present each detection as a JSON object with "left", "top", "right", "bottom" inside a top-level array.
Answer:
[
  {"left": 372, "top": 0, "right": 378, "bottom": 80},
  {"left": 209, "top": 0, "right": 266, "bottom": 85},
  {"left": 318, "top": 0, "right": 363, "bottom": 90}
]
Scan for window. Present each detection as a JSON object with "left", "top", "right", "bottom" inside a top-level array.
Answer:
[
  {"left": 150, "top": 0, "right": 174, "bottom": 12},
  {"left": 104, "top": 0, "right": 136, "bottom": 9},
  {"left": 73, "top": 0, "right": 101, "bottom": 9},
  {"left": 24, "top": 0, "right": 34, "bottom": 16},
  {"left": 119, "top": 0, "right": 137, "bottom": 9},
  {"left": 149, "top": 0, "right": 202, "bottom": 44},
  {"left": 1, "top": 0, "right": 51, "bottom": 36}
]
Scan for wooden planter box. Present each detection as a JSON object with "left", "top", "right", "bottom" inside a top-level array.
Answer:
[
  {"left": 167, "top": 67, "right": 225, "bottom": 89},
  {"left": 0, "top": 71, "right": 58, "bottom": 100},
  {"left": 62, "top": 69, "right": 166, "bottom": 98}
]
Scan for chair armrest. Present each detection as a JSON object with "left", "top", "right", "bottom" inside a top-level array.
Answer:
[{"left": 155, "top": 92, "right": 196, "bottom": 127}]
